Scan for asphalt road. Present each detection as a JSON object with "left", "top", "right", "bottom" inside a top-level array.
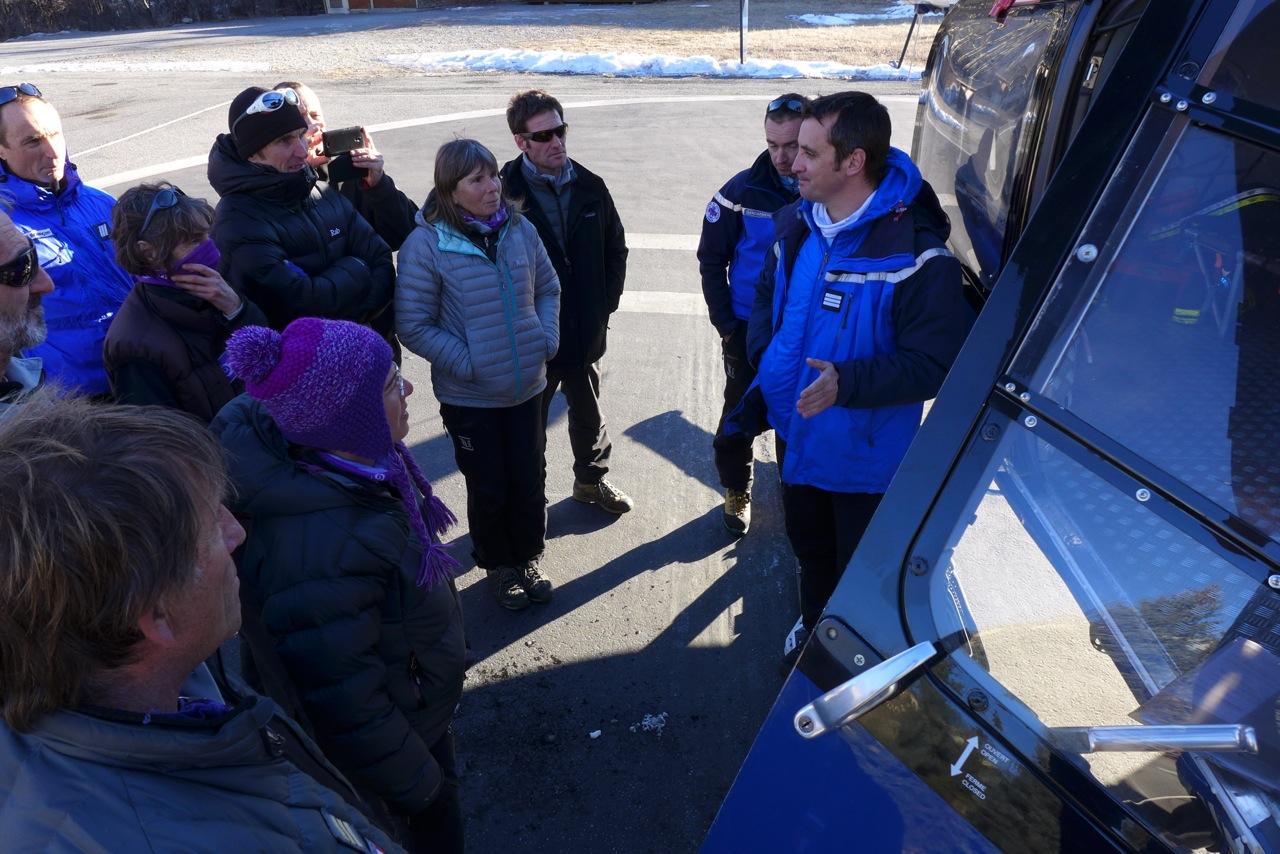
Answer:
[{"left": 16, "top": 53, "right": 920, "bottom": 853}]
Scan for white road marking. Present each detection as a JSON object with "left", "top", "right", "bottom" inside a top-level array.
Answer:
[
  {"left": 617, "top": 291, "right": 705, "bottom": 317},
  {"left": 628, "top": 233, "right": 699, "bottom": 251},
  {"left": 76, "top": 100, "right": 233, "bottom": 157},
  {"left": 87, "top": 94, "right": 918, "bottom": 189}
]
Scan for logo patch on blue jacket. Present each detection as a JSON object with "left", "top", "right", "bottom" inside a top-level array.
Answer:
[
  {"left": 821, "top": 289, "right": 843, "bottom": 312},
  {"left": 704, "top": 201, "right": 721, "bottom": 224},
  {"left": 96, "top": 222, "right": 110, "bottom": 239}
]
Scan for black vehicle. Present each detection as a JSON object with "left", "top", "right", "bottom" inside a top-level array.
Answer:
[{"left": 706, "top": 0, "right": 1279, "bottom": 850}]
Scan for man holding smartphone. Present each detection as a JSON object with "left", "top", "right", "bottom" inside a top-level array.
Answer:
[
  {"left": 274, "top": 82, "right": 418, "bottom": 252},
  {"left": 208, "top": 86, "right": 394, "bottom": 335}
]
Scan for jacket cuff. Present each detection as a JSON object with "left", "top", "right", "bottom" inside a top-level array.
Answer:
[{"left": 835, "top": 360, "right": 859, "bottom": 407}]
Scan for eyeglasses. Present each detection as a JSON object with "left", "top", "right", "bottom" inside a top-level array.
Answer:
[
  {"left": 767, "top": 97, "right": 807, "bottom": 116},
  {"left": 0, "top": 83, "right": 42, "bottom": 109},
  {"left": 230, "top": 88, "right": 300, "bottom": 135},
  {"left": 0, "top": 239, "right": 39, "bottom": 289},
  {"left": 139, "top": 186, "right": 187, "bottom": 238},
  {"left": 387, "top": 367, "right": 406, "bottom": 397},
  {"left": 519, "top": 123, "right": 568, "bottom": 144}
]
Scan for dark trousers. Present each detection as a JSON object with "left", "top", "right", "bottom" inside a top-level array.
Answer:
[
  {"left": 713, "top": 320, "right": 756, "bottom": 491},
  {"left": 440, "top": 396, "right": 546, "bottom": 569},
  {"left": 778, "top": 442, "right": 884, "bottom": 631},
  {"left": 540, "top": 361, "right": 611, "bottom": 485},
  {"left": 399, "top": 731, "right": 465, "bottom": 854}
]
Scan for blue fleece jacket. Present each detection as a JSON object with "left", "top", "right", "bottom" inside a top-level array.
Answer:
[{"left": 1, "top": 162, "right": 132, "bottom": 395}]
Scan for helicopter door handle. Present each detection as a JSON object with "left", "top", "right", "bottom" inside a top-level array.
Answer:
[
  {"left": 794, "top": 641, "right": 939, "bottom": 739},
  {"left": 1049, "top": 724, "right": 1259, "bottom": 754}
]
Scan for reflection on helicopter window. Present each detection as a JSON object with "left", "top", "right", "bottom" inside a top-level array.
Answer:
[
  {"left": 1201, "top": 0, "right": 1280, "bottom": 113},
  {"left": 1033, "top": 123, "right": 1280, "bottom": 543}
]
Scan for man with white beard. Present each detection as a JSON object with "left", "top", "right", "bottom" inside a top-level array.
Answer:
[{"left": 0, "top": 206, "right": 54, "bottom": 414}]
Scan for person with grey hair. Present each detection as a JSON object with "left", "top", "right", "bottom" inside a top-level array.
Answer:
[
  {"left": 0, "top": 206, "right": 55, "bottom": 414},
  {"left": 0, "top": 392, "right": 403, "bottom": 853},
  {"left": 396, "top": 137, "right": 561, "bottom": 612}
]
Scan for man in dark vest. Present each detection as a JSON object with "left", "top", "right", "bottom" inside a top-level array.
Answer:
[{"left": 500, "top": 89, "right": 633, "bottom": 514}]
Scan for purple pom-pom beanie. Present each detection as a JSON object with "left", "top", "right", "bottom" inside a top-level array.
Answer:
[
  {"left": 226, "top": 318, "right": 393, "bottom": 462},
  {"left": 224, "top": 318, "right": 460, "bottom": 588}
]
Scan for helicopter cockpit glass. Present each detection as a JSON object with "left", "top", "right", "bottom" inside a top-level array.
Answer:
[{"left": 919, "top": 31, "right": 1279, "bottom": 848}]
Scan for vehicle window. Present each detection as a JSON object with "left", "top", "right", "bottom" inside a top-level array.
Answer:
[
  {"left": 929, "top": 419, "right": 1279, "bottom": 850},
  {"left": 913, "top": 1, "right": 1080, "bottom": 289},
  {"left": 1200, "top": 0, "right": 1280, "bottom": 113},
  {"left": 1025, "top": 123, "right": 1280, "bottom": 543}
]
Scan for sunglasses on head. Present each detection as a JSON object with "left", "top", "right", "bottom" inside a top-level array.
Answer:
[
  {"left": 767, "top": 97, "right": 807, "bottom": 116},
  {"left": 230, "top": 87, "right": 300, "bottom": 134},
  {"left": 519, "top": 123, "right": 568, "bottom": 144},
  {"left": 139, "top": 186, "right": 188, "bottom": 238},
  {"left": 0, "top": 83, "right": 43, "bottom": 109},
  {"left": 0, "top": 239, "right": 39, "bottom": 289}
]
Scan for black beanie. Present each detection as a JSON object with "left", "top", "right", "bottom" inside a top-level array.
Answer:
[{"left": 228, "top": 86, "right": 308, "bottom": 160}]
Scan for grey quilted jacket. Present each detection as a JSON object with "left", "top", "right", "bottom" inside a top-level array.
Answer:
[
  {"left": 396, "top": 210, "right": 560, "bottom": 408},
  {"left": 0, "top": 694, "right": 403, "bottom": 853}
]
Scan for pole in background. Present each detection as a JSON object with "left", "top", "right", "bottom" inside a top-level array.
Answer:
[{"left": 740, "top": 0, "right": 749, "bottom": 64}]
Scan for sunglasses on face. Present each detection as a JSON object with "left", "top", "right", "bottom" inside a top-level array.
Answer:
[
  {"left": 230, "top": 88, "right": 301, "bottom": 134},
  {"left": 0, "top": 239, "right": 39, "bottom": 289},
  {"left": 139, "top": 186, "right": 188, "bottom": 238},
  {"left": 767, "top": 97, "right": 807, "bottom": 116},
  {"left": 519, "top": 123, "right": 568, "bottom": 144},
  {"left": 0, "top": 83, "right": 42, "bottom": 109}
]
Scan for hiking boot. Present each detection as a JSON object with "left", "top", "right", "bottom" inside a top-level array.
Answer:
[
  {"left": 518, "top": 559, "right": 554, "bottom": 603},
  {"left": 491, "top": 566, "right": 529, "bottom": 611},
  {"left": 572, "top": 478, "right": 634, "bottom": 514},
  {"left": 723, "top": 488, "right": 751, "bottom": 535}
]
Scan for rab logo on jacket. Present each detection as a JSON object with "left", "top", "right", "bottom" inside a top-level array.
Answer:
[
  {"left": 458, "top": 436, "right": 474, "bottom": 451},
  {"left": 328, "top": 227, "right": 342, "bottom": 238}
]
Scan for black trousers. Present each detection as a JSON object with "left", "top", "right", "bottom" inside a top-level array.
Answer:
[
  {"left": 400, "top": 731, "right": 465, "bottom": 854},
  {"left": 540, "top": 361, "right": 611, "bottom": 485},
  {"left": 440, "top": 396, "right": 546, "bottom": 569},
  {"left": 713, "top": 320, "right": 756, "bottom": 491},
  {"left": 778, "top": 442, "right": 884, "bottom": 632}
]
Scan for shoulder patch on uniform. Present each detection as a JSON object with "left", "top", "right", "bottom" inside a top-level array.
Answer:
[
  {"left": 96, "top": 222, "right": 110, "bottom": 239},
  {"left": 704, "top": 201, "right": 721, "bottom": 224}
]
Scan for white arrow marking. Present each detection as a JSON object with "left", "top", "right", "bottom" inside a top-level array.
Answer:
[{"left": 950, "top": 736, "right": 979, "bottom": 777}]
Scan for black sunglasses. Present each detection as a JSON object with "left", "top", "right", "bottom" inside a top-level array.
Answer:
[
  {"left": 767, "top": 97, "right": 807, "bottom": 116},
  {"left": 0, "top": 239, "right": 39, "bottom": 289},
  {"left": 0, "top": 83, "right": 43, "bottom": 109},
  {"left": 230, "top": 88, "right": 301, "bottom": 134},
  {"left": 519, "top": 123, "right": 568, "bottom": 144},
  {"left": 139, "top": 186, "right": 188, "bottom": 238}
]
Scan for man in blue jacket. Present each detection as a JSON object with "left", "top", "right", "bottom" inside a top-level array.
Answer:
[
  {"left": 0, "top": 84, "right": 132, "bottom": 396},
  {"left": 698, "top": 93, "right": 808, "bottom": 535},
  {"left": 745, "top": 92, "right": 973, "bottom": 648}
]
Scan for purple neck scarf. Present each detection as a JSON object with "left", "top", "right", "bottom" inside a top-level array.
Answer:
[
  {"left": 136, "top": 238, "right": 221, "bottom": 287},
  {"left": 462, "top": 205, "right": 509, "bottom": 233}
]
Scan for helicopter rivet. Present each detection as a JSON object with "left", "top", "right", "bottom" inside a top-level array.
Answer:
[
  {"left": 1158, "top": 92, "right": 1173, "bottom": 104},
  {"left": 1024, "top": 415, "right": 1038, "bottom": 428},
  {"left": 1201, "top": 91, "right": 1217, "bottom": 105},
  {"left": 1175, "top": 99, "right": 1189, "bottom": 112},
  {"left": 1136, "top": 488, "right": 1151, "bottom": 502},
  {"left": 1076, "top": 244, "right": 1098, "bottom": 262}
]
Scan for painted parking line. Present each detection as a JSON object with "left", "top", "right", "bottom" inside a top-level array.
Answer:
[
  {"left": 88, "top": 94, "right": 918, "bottom": 189},
  {"left": 617, "top": 290, "right": 705, "bottom": 316}
]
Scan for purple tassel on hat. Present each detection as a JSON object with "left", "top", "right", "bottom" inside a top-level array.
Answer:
[{"left": 390, "top": 442, "right": 460, "bottom": 588}]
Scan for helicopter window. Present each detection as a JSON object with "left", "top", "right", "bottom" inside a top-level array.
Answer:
[
  {"left": 1200, "top": 0, "right": 1280, "bottom": 114},
  {"left": 929, "top": 418, "right": 1279, "bottom": 850},
  {"left": 1029, "top": 122, "right": 1280, "bottom": 544}
]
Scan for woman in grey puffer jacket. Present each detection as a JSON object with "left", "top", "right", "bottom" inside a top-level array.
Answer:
[{"left": 397, "top": 138, "right": 561, "bottom": 612}]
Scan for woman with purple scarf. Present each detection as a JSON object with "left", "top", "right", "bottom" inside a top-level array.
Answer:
[
  {"left": 212, "top": 317, "right": 466, "bottom": 853},
  {"left": 396, "top": 138, "right": 560, "bottom": 612},
  {"left": 103, "top": 181, "right": 266, "bottom": 421}
]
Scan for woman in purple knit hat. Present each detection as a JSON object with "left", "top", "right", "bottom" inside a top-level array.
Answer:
[{"left": 211, "top": 316, "right": 465, "bottom": 853}]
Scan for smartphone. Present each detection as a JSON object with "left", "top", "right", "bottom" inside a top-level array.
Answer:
[
  {"left": 322, "top": 125, "right": 364, "bottom": 157},
  {"left": 327, "top": 153, "right": 367, "bottom": 184}
]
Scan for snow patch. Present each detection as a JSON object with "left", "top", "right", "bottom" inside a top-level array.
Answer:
[
  {"left": 382, "top": 50, "right": 920, "bottom": 80},
  {"left": 0, "top": 60, "right": 269, "bottom": 74},
  {"left": 789, "top": 4, "right": 942, "bottom": 25}
]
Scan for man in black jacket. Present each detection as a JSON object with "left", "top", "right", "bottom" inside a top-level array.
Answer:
[
  {"left": 500, "top": 89, "right": 633, "bottom": 514},
  {"left": 208, "top": 86, "right": 394, "bottom": 336},
  {"left": 274, "top": 82, "right": 419, "bottom": 252}
]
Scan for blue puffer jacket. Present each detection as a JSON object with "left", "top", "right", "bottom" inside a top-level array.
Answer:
[
  {"left": 0, "top": 162, "right": 132, "bottom": 395},
  {"left": 747, "top": 149, "right": 973, "bottom": 494},
  {"left": 697, "top": 150, "right": 798, "bottom": 335}
]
